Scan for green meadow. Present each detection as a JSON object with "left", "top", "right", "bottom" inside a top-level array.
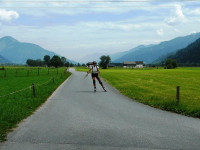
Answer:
[
  {"left": 76, "top": 67, "right": 200, "bottom": 118},
  {"left": 0, "top": 67, "right": 71, "bottom": 142}
]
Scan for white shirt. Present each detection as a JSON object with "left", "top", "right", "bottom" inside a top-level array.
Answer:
[{"left": 90, "top": 65, "right": 99, "bottom": 74}]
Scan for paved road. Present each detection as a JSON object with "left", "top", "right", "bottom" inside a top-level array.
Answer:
[{"left": 1, "top": 69, "right": 200, "bottom": 150}]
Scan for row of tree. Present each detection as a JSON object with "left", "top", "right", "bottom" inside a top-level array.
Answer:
[
  {"left": 26, "top": 54, "right": 179, "bottom": 69},
  {"left": 26, "top": 55, "right": 74, "bottom": 67}
]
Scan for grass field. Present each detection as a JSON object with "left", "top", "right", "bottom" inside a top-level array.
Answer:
[
  {"left": 76, "top": 67, "right": 200, "bottom": 118},
  {"left": 0, "top": 67, "right": 71, "bottom": 142}
]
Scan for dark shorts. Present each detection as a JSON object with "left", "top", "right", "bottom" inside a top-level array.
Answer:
[{"left": 92, "top": 73, "right": 98, "bottom": 78}]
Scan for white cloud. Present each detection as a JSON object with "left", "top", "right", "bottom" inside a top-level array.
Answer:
[
  {"left": 82, "top": 21, "right": 141, "bottom": 31},
  {"left": 0, "top": 9, "right": 19, "bottom": 21},
  {"left": 156, "top": 29, "right": 164, "bottom": 36},
  {"left": 0, "top": 0, "right": 160, "bottom": 16},
  {"left": 165, "top": 5, "right": 186, "bottom": 26},
  {"left": 187, "top": 8, "right": 200, "bottom": 15}
]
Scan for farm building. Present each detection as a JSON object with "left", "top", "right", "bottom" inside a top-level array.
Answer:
[{"left": 123, "top": 61, "right": 144, "bottom": 68}]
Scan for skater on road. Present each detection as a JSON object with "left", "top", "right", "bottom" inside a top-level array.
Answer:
[{"left": 86, "top": 61, "right": 107, "bottom": 92}]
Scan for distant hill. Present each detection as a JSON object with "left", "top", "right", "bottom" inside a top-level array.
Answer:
[
  {"left": 0, "top": 54, "right": 10, "bottom": 64},
  {"left": 166, "top": 38, "right": 200, "bottom": 65},
  {"left": 0, "top": 36, "right": 76, "bottom": 64},
  {"left": 113, "top": 32, "right": 200, "bottom": 64},
  {"left": 110, "top": 45, "right": 147, "bottom": 61}
]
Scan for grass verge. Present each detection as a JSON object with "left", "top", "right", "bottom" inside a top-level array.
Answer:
[{"left": 0, "top": 67, "right": 71, "bottom": 142}]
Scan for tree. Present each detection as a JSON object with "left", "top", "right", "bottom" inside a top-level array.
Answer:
[
  {"left": 99, "top": 55, "right": 111, "bottom": 69},
  {"left": 44, "top": 55, "right": 51, "bottom": 67},
  {"left": 26, "top": 59, "right": 44, "bottom": 66},
  {"left": 50, "top": 55, "right": 62, "bottom": 68},
  {"left": 70, "top": 63, "right": 74, "bottom": 67},
  {"left": 26, "top": 59, "right": 34, "bottom": 66},
  {"left": 165, "top": 59, "right": 178, "bottom": 69},
  {"left": 61, "top": 57, "right": 67, "bottom": 66},
  {"left": 77, "top": 63, "right": 81, "bottom": 67},
  {"left": 65, "top": 61, "right": 70, "bottom": 67}
]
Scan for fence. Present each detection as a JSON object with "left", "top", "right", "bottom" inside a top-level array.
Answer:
[
  {"left": 0, "top": 67, "right": 68, "bottom": 78},
  {"left": 0, "top": 67, "right": 69, "bottom": 99},
  {"left": 0, "top": 77, "right": 55, "bottom": 99}
]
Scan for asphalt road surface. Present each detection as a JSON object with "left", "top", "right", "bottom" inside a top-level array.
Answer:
[{"left": 1, "top": 69, "right": 200, "bottom": 150}]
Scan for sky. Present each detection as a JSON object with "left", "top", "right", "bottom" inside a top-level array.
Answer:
[{"left": 0, "top": 0, "right": 200, "bottom": 62}]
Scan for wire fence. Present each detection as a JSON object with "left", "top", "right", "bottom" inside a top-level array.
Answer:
[
  {"left": 0, "top": 77, "right": 54, "bottom": 99},
  {"left": 0, "top": 67, "right": 68, "bottom": 78},
  {"left": 0, "top": 67, "right": 69, "bottom": 99},
  {"left": 0, "top": 86, "right": 32, "bottom": 98}
]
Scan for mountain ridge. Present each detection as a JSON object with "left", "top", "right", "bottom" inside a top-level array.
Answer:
[
  {"left": 112, "top": 32, "right": 200, "bottom": 64},
  {"left": 167, "top": 37, "right": 200, "bottom": 65},
  {"left": 0, "top": 36, "right": 76, "bottom": 64}
]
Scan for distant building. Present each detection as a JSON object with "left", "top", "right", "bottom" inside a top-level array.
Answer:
[
  {"left": 86, "top": 62, "right": 93, "bottom": 67},
  {"left": 123, "top": 61, "right": 144, "bottom": 68}
]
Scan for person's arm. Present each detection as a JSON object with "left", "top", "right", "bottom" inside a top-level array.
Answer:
[
  {"left": 97, "top": 67, "right": 100, "bottom": 76},
  {"left": 87, "top": 68, "right": 91, "bottom": 75}
]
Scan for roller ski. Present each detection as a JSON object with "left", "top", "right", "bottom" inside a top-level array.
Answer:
[{"left": 103, "top": 87, "right": 107, "bottom": 92}]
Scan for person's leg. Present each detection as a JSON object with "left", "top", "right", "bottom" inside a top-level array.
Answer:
[
  {"left": 96, "top": 76, "right": 103, "bottom": 87},
  {"left": 96, "top": 76, "right": 106, "bottom": 91},
  {"left": 92, "top": 77, "right": 96, "bottom": 91}
]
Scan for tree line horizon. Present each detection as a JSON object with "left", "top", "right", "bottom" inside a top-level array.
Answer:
[
  {"left": 26, "top": 55, "right": 177, "bottom": 69},
  {"left": 26, "top": 55, "right": 112, "bottom": 68}
]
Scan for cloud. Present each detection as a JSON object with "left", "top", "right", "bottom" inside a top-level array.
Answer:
[
  {"left": 165, "top": 5, "right": 186, "bottom": 26},
  {"left": 187, "top": 8, "right": 200, "bottom": 16},
  {"left": 156, "top": 29, "right": 164, "bottom": 36},
  {"left": 0, "top": 0, "right": 159, "bottom": 16},
  {"left": 82, "top": 21, "right": 141, "bottom": 31},
  {"left": 0, "top": 9, "right": 19, "bottom": 21}
]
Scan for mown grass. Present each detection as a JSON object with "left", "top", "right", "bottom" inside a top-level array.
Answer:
[
  {"left": 0, "top": 67, "right": 71, "bottom": 142},
  {"left": 76, "top": 67, "right": 200, "bottom": 118}
]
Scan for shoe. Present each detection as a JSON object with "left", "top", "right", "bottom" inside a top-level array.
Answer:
[
  {"left": 103, "top": 87, "right": 107, "bottom": 92},
  {"left": 94, "top": 87, "right": 96, "bottom": 92}
]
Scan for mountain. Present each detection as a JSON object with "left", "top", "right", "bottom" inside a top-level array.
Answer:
[
  {"left": 0, "top": 54, "right": 10, "bottom": 64},
  {"left": 0, "top": 36, "right": 76, "bottom": 64},
  {"left": 110, "top": 45, "right": 148, "bottom": 61},
  {"left": 166, "top": 38, "right": 200, "bottom": 65},
  {"left": 113, "top": 32, "right": 200, "bottom": 64}
]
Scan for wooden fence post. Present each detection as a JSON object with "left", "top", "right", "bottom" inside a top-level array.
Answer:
[
  {"left": 32, "top": 83, "right": 36, "bottom": 97},
  {"left": 176, "top": 86, "right": 180, "bottom": 104}
]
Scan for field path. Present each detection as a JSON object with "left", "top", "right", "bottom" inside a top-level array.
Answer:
[{"left": 1, "top": 69, "right": 200, "bottom": 150}]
